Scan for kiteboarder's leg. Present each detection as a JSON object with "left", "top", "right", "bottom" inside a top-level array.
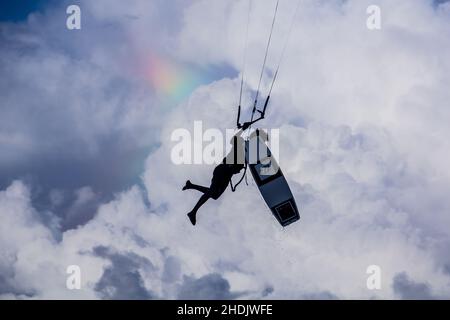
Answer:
[
  {"left": 186, "top": 179, "right": 227, "bottom": 226},
  {"left": 187, "top": 194, "right": 210, "bottom": 226},
  {"left": 184, "top": 163, "right": 230, "bottom": 226},
  {"left": 183, "top": 180, "right": 209, "bottom": 193}
]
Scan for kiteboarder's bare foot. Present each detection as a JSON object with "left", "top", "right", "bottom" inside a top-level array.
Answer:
[
  {"left": 182, "top": 180, "right": 192, "bottom": 191},
  {"left": 187, "top": 211, "right": 196, "bottom": 226}
]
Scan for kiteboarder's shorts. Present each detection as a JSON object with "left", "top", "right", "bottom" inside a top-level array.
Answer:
[{"left": 209, "top": 164, "right": 233, "bottom": 200}]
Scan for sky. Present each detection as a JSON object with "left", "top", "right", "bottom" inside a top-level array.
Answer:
[
  {"left": 1, "top": 0, "right": 450, "bottom": 299},
  {"left": 0, "top": 0, "right": 50, "bottom": 22}
]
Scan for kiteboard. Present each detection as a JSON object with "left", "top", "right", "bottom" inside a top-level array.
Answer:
[{"left": 245, "top": 129, "right": 300, "bottom": 227}]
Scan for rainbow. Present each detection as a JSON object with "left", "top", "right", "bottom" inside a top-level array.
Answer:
[{"left": 143, "top": 52, "right": 213, "bottom": 105}]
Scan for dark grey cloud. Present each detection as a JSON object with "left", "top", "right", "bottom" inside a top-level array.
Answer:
[
  {"left": 0, "top": 277, "right": 35, "bottom": 298},
  {"left": 0, "top": 257, "right": 36, "bottom": 298},
  {"left": 0, "top": 0, "right": 168, "bottom": 231},
  {"left": 0, "top": 0, "right": 229, "bottom": 234},
  {"left": 392, "top": 272, "right": 435, "bottom": 300},
  {"left": 177, "top": 273, "right": 238, "bottom": 300},
  {"left": 444, "top": 264, "right": 450, "bottom": 276},
  {"left": 434, "top": 0, "right": 450, "bottom": 5},
  {"left": 261, "top": 286, "right": 274, "bottom": 297},
  {"left": 302, "top": 291, "right": 338, "bottom": 300},
  {"left": 0, "top": 268, "right": 22, "bottom": 296},
  {"left": 162, "top": 255, "right": 182, "bottom": 284},
  {"left": 93, "top": 246, "right": 155, "bottom": 300}
]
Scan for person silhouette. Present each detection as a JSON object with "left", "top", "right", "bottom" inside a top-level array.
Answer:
[{"left": 182, "top": 127, "right": 248, "bottom": 226}]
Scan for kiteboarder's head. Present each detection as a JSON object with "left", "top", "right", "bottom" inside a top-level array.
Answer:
[{"left": 223, "top": 135, "right": 245, "bottom": 167}]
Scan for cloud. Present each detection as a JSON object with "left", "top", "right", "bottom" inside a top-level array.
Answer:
[
  {"left": 93, "top": 246, "right": 155, "bottom": 300},
  {"left": 302, "top": 291, "right": 338, "bottom": 300},
  {"left": 1, "top": 0, "right": 450, "bottom": 300},
  {"left": 0, "top": 0, "right": 192, "bottom": 229},
  {"left": 0, "top": 0, "right": 230, "bottom": 232},
  {"left": 0, "top": 181, "right": 56, "bottom": 298},
  {"left": 177, "top": 273, "right": 237, "bottom": 300},
  {"left": 63, "top": 186, "right": 101, "bottom": 229},
  {"left": 392, "top": 272, "right": 435, "bottom": 300}
]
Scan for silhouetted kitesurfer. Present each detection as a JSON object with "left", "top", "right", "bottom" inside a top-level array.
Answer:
[{"left": 182, "top": 123, "right": 253, "bottom": 225}]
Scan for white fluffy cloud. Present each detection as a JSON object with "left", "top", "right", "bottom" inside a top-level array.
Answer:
[{"left": 1, "top": 0, "right": 450, "bottom": 299}]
